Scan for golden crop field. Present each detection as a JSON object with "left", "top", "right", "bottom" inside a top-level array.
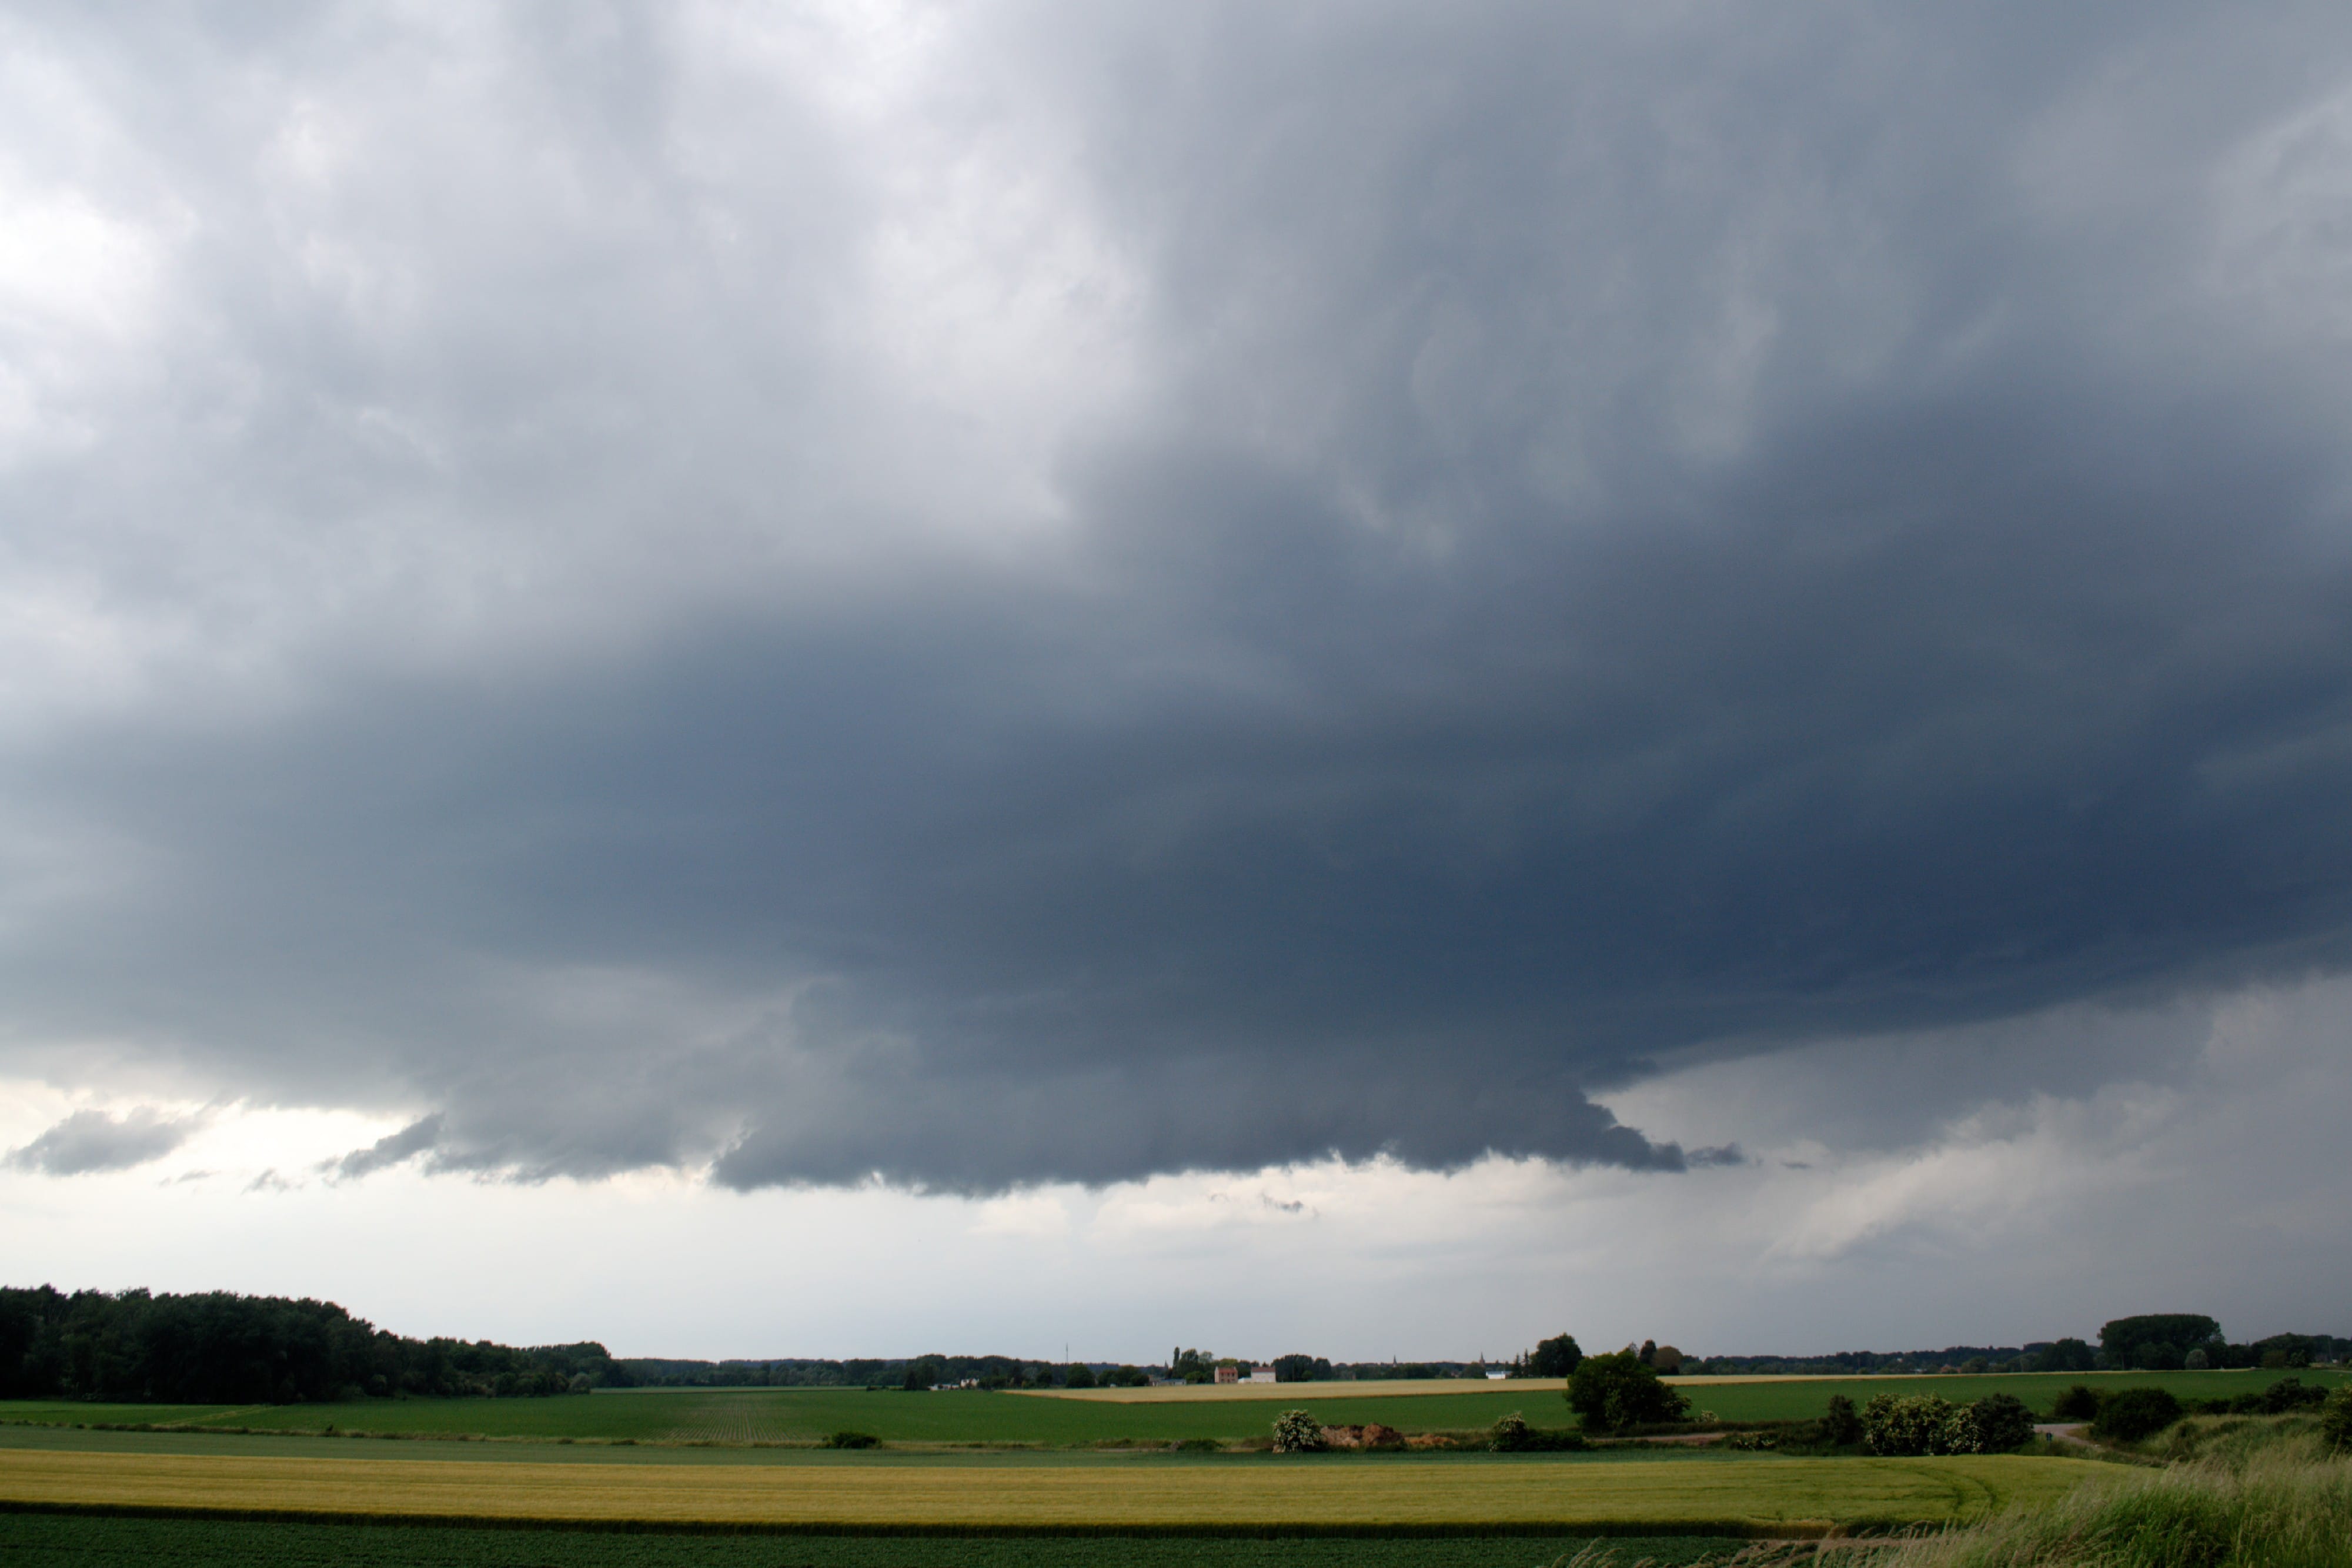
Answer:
[{"left": 0, "top": 1447, "right": 2087, "bottom": 1531}]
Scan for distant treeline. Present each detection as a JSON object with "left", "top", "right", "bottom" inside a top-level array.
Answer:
[
  {"left": 622, "top": 1356, "right": 1160, "bottom": 1389},
  {"left": 1681, "top": 1319, "right": 2343, "bottom": 1377},
  {"left": 619, "top": 1353, "right": 1502, "bottom": 1389},
  {"left": 619, "top": 1356, "right": 1040, "bottom": 1389},
  {"left": 0, "top": 1286, "right": 623, "bottom": 1405},
  {"left": 12, "top": 1288, "right": 2334, "bottom": 1406}
]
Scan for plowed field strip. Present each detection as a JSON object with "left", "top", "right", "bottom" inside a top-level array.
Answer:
[{"left": 0, "top": 1448, "right": 2085, "bottom": 1530}]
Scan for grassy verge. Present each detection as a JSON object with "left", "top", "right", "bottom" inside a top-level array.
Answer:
[{"left": 1827, "top": 1422, "right": 2352, "bottom": 1567}]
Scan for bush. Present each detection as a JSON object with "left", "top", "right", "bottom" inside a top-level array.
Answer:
[
  {"left": 1860, "top": 1392, "right": 2036, "bottom": 1456},
  {"left": 1945, "top": 1393, "right": 2035, "bottom": 1453},
  {"left": 1820, "top": 1394, "right": 1863, "bottom": 1446},
  {"left": 821, "top": 1430, "right": 878, "bottom": 1449},
  {"left": 1566, "top": 1350, "right": 1691, "bottom": 1432},
  {"left": 1271, "top": 1409, "right": 1328, "bottom": 1453},
  {"left": 2322, "top": 1386, "right": 2352, "bottom": 1455},
  {"left": 2259, "top": 1377, "right": 2328, "bottom": 1415},
  {"left": 1863, "top": 1393, "right": 1956, "bottom": 1455},
  {"left": 2093, "top": 1386, "right": 2184, "bottom": 1442},
  {"left": 2051, "top": 1383, "right": 2103, "bottom": 1422},
  {"left": 1489, "top": 1412, "right": 1588, "bottom": 1452}
]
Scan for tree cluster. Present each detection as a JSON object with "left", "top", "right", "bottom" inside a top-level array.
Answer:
[
  {"left": 0, "top": 1286, "right": 617, "bottom": 1404},
  {"left": 2097, "top": 1317, "right": 2331, "bottom": 1372}
]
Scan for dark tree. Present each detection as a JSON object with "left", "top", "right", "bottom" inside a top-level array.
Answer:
[
  {"left": 1526, "top": 1333, "right": 1583, "bottom": 1378},
  {"left": 2034, "top": 1338, "right": 2096, "bottom": 1373},
  {"left": 1565, "top": 1350, "right": 1690, "bottom": 1432},
  {"left": 2098, "top": 1315, "right": 2220, "bottom": 1369},
  {"left": 2050, "top": 1384, "right": 2103, "bottom": 1422},
  {"left": 2092, "top": 1387, "right": 2183, "bottom": 1442}
]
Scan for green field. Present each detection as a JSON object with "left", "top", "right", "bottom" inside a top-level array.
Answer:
[
  {"left": 0, "top": 1512, "right": 1744, "bottom": 1567},
  {"left": 0, "top": 1369, "right": 2333, "bottom": 1448},
  {"left": 0, "top": 1425, "right": 1848, "bottom": 1469}
]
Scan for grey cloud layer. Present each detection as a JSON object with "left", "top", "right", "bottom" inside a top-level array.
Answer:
[{"left": 7, "top": 2, "right": 2352, "bottom": 1189}]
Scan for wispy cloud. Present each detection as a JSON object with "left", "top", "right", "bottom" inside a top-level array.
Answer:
[
  {"left": 320, "top": 1114, "right": 445, "bottom": 1182},
  {"left": 6, "top": 1106, "right": 208, "bottom": 1176}
]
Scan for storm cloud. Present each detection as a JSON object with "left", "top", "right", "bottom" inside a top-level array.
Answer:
[{"left": 6, "top": 2, "right": 2352, "bottom": 1191}]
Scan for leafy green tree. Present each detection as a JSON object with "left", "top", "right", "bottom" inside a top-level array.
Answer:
[
  {"left": 1565, "top": 1350, "right": 1690, "bottom": 1432},
  {"left": 1526, "top": 1333, "right": 1583, "bottom": 1379},
  {"left": 1063, "top": 1363, "right": 1096, "bottom": 1388},
  {"left": 1820, "top": 1395, "right": 1862, "bottom": 1445}
]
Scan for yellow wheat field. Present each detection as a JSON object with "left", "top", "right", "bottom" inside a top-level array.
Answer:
[{"left": 0, "top": 1447, "right": 2086, "bottom": 1530}]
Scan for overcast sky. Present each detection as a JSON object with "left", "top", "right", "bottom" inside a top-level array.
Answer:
[{"left": 5, "top": 0, "right": 2352, "bottom": 1361}]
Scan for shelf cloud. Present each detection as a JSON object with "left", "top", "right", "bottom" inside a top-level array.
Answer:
[{"left": 6, "top": 2, "right": 2352, "bottom": 1193}]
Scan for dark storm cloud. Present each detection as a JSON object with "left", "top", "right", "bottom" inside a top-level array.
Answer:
[
  {"left": 7, "top": 1108, "right": 205, "bottom": 1176},
  {"left": 6, "top": 2, "right": 2352, "bottom": 1190}
]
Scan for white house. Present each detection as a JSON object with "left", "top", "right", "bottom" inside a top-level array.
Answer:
[{"left": 1248, "top": 1364, "right": 1276, "bottom": 1383}]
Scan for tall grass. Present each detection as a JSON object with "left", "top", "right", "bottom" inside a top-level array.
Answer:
[{"left": 1853, "top": 1443, "right": 2352, "bottom": 1568}]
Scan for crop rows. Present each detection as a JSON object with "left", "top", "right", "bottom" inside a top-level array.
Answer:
[{"left": 0, "top": 1448, "right": 2084, "bottom": 1530}]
